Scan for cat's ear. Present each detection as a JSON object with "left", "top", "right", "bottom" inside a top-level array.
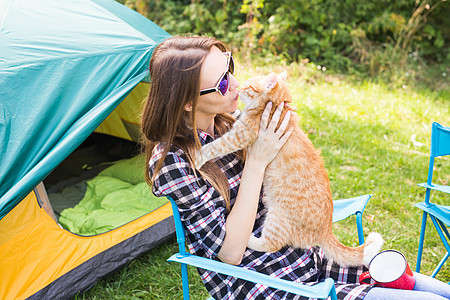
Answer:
[
  {"left": 263, "top": 72, "right": 278, "bottom": 90},
  {"left": 278, "top": 71, "right": 288, "bottom": 82}
]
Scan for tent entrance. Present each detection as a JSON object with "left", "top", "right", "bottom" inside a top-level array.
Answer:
[
  {"left": 43, "top": 133, "right": 167, "bottom": 236},
  {"left": 44, "top": 133, "right": 139, "bottom": 216}
]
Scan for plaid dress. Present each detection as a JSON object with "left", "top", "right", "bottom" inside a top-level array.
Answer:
[{"left": 150, "top": 130, "right": 372, "bottom": 300}]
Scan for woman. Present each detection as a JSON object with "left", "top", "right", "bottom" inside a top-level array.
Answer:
[{"left": 141, "top": 36, "right": 450, "bottom": 299}]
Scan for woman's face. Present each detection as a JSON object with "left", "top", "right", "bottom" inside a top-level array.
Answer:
[{"left": 196, "top": 46, "right": 240, "bottom": 117}]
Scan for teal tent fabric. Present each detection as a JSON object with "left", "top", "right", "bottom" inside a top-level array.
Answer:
[{"left": 0, "top": 0, "right": 171, "bottom": 219}]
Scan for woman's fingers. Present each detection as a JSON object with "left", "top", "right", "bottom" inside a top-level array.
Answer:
[
  {"left": 266, "top": 102, "right": 284, "bottom": 132},
  {"left": 272, "top": 110, "right": 292, "bottom": 151},
  {"left": 279, "top": 127, "right": 293, "bottom": 146},
  {"left": 248, "top": 101, "right": 294, "bottom": 166},
  {"left": 260, "top": 102, "right": 272, "bottom": 131},
  {"left": 276, "top": 110, "right": 291, "bottom": 137}
]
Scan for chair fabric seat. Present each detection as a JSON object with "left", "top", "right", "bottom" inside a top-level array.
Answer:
[
  {"left": 415, "top": 202, "right": 450, "bottom": 227},
  {"left": 332, "top": 194, "right": 371, "bottom": 223},
  {"left": 418, "top": 183, "right": 450, "bottom": 194}
]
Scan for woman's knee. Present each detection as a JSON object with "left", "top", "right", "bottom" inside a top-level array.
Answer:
[
  {"left": 412, "top": 272, "right": 450, "bottom": 298},
  {"left": 364, "top": 287, "right": 448, "bottom": 300}
]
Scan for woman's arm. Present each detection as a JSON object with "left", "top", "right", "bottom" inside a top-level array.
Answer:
[{"left": 217, "top": 102, "right": 293, "bottom": 265}]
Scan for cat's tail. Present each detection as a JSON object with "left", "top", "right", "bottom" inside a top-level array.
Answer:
[{"left": 320, "top": 232, "right": 384, "bottom": 267}]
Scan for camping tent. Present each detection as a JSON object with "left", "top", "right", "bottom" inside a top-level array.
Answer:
[{"left": 0, "top": 0, "right": 174, "bottom": 299}]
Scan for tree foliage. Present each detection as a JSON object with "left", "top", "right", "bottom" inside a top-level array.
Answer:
[{"left": 121, "top": 0, "right": 449, "bottom": 78}]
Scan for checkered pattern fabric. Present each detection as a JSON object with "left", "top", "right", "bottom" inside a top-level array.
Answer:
[{"left": 150, "top": 130, "right": 372, "bottom": 300}]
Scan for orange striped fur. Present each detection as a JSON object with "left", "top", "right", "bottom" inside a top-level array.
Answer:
[{"left": 194, "top": 72, "right": 383, "bottom": 267}]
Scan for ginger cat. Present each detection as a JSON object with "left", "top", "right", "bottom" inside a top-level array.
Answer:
[{"left": 194, "top": 72, "right": 383, "bottom": 267}]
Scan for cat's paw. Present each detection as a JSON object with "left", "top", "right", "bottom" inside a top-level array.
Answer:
[
  {"left": 193, "top": 151, "right": 206, "bottom": 169},
  {"left": 247, "top": 235, "right": 264, "bottom": 251},
  {"left": 247, "top": 235, "right": 281, "bottom": 253}
]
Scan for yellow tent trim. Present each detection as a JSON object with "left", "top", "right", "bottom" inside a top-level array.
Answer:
[
  {"left": 95, "top": 82, "right": 150, "bottom": 142},
  {"left": 0, "top": 190, "right": 172, "bottom": 300}
]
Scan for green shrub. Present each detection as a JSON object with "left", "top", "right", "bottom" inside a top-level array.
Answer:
[{"left": 120, "top": 0, "right": 449, "bottom": 83}]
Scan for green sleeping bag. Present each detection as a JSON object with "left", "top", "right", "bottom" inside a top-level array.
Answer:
[{"left": 59, "top": 155, "right": 167, "bottom": 235}]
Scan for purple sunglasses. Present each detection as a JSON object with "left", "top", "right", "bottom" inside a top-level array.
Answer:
[{"left": 200, "top": 52, "right": 235, "bottom": 96}]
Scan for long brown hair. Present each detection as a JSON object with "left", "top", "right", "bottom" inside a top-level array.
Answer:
[{"left": 141, "top": 36, "right": 235, "bottom": 210}]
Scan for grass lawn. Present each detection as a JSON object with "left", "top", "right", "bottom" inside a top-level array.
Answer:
[{"left": 75, "top": 58, "right": 449, "bottom": 299}]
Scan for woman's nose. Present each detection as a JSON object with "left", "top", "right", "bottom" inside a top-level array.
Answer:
[{"left": 229, "top": 73, "right": 240, "bottom": 91}]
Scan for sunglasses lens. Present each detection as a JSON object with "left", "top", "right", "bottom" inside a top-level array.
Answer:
[
  {"left": 218, "top": 72, "right": 229, "bottom": 95},
  {"left": 229, "top": 55, "right": 235, "bottom": 75}
]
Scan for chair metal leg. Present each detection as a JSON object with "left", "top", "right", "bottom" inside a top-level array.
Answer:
[
  {"left": 439, "top": 219, "right": 450, "bottom": 242},
  {"left": 330, "top": 285, "right": 338, "bottom": 300},
  {"left": 431, "top": 252, "right": 450, "bottom": 278},
  {"left": 356, "top": 212, "right": 364, "bottom": 246},
  {"left": 181, "top": 263, "right": 190, "bottom": 300},
  {"left": 416, "top": 212, "right": 428, "bottom": 273},
  {"left": 429, "top": 216, "right": 450, "bottom": 278},
  {"left": 431, "top": 216, "right": 450, "bottom": 254}
]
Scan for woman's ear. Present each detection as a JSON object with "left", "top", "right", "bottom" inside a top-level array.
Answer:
[{"left": 184, "top": 102, "right": 193, "bottom": 112}]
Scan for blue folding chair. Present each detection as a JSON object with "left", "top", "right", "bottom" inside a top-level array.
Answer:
[
  {"left": 415, "top": 122, "right": 450, "bottom": 277},
  {"left": 167, "top": 194, "right": 373, "bottom": 300}
]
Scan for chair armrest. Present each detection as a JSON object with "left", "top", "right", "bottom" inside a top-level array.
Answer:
[
  {"left": 168, "top": 253, "right": 335, "bottom": 299},
  {"left": 418, "top": 183, "right": 450, "bottom": 194},
  {"left": 415, "top": 202, "right": 450, "bottom": 227},
  {"left": 332, "top": 194, "right": 372, "bottom": 223}
]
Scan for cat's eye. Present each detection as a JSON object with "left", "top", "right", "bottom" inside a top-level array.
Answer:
[{"left": 200, "top": 52, "right": 234, "bottom": 96}]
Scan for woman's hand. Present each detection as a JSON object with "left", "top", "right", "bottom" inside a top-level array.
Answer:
[
  {"left": 217, "top": 101, "right": 293, "bottom": 265},
  {"left": 247, "top": 102, "right": 293, "bottom": 168}
]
